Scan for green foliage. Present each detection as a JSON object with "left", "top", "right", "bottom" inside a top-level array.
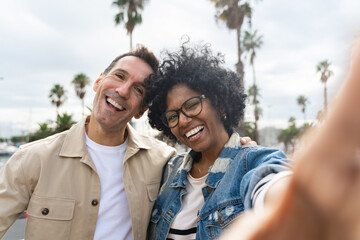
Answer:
[
  {"left": 49, "top": 84, "right": 67, "bottom": 114},
  {"left": 316, "top": 60, "right": 333, "bottom": 84},
  {"left": 72, "top": 73, "right": 90, "bottom": 99},
  {"left": 278, "top": 117, "right": 300, "bottom": 153},
  {"left": 245, "top": 121, "right": 256, "bottom": 140},
  {"left": 296, "top": 95, "right": 310, "bottom": 121},
  {"left": 247, "top": 84, "right": 262, "bottom": 142},
  {"left": 29, "top": 122, "right": 55, "bottom": 142},
  {"left": 29, "top": 113, "right": 76, "bottom": 142},
  {"left": 10, "top": 136, "right": 23, "bottom": 143},
  {"left": 72, "top": 73, "right": 91, "bottom": 117},
  {"left": 316, "top": 59, "right": 333, "bottom": 114},
  {"left": 242, "top": 30, "right": 263, "bottom": 65},
  {"left": 55, "top": 113, "right": 76, "bottom": 133}
]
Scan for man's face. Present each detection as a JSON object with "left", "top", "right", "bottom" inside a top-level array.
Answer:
[{"left": 92, "top": 56, "right": 153, "bottom": 131}]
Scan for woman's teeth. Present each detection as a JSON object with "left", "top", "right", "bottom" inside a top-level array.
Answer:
[{"left": 185, "top": 126, "right": 204, "bottom": 138}]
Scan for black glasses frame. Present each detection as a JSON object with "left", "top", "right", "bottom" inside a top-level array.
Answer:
[{"left": 162, "top": 95, "right": 206, "bottom": 128}]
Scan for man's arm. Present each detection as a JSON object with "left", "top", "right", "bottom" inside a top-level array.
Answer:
[{"left": 0, "top": 150, "right": 31, "bottom": 237}]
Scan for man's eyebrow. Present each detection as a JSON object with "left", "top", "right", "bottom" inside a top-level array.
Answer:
[{"left": 112, "top": 68, "right": 128, "bottom": 76}]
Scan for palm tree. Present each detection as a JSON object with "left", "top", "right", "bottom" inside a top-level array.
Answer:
[
  {"left": 316, "top": 60, "right": 333, "bottom": 114},
  {"left": 210, "top": 0, "right": 256, "bottom": 136},
  {"left": 247, "top": 84, "right": 262, "bottom": 143},
  {"left": 113, "top": 0, "right": 145, "bottom": 51},
  {"left": 49, "top": 84, "right": 67, "bottom": 115},
  {"left": 296, "top": 95, "right": 310, "bottom": 122},
  {"left": 243, "top": 30, "right": 263, "bottom": 85},
  {"left": 243, "top": 29, "right": 263, "bottom": 141},
  {"left": 72, "top": 73, "right": 91, "bottom": 117},
  {"left": 210, "top": 0, "right": 252, "bottom": 79}
]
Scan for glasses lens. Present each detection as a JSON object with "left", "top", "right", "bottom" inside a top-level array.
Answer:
[
  {"left": 183, "top": 97, "right": 202, "bottom": 117},
  {"left": 164, "top": 111, "right": 178, "bottom": 127}
]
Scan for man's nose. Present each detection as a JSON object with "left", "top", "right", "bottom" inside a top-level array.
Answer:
[{"left": 115, "top": 82, "right": 131, "bottom": 99}]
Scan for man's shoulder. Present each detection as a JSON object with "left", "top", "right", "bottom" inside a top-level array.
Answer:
[{"left": 19, "top": 130, "right": 69, "bottom": 152}]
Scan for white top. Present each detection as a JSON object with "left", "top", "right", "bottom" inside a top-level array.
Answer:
[
  {"left": 167, "top": 173, "right": 208, "bottom": 240},
  {"left": 252, "top": 170, "right": 293, "bottom": 211},
  {"left": 168, "top": 170, "right": 293, "bottom": 239},
  {"left": 85, "top": 133, "right": 132, "bottom": 240}
]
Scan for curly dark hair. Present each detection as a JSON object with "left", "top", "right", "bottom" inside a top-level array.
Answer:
[{"left": 145, "top": 41, "right": 246, "bottom": 140}]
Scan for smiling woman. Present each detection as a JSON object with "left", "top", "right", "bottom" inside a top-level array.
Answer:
[{"left": 144, "top": 41, "right": 292, "bottom": 239}]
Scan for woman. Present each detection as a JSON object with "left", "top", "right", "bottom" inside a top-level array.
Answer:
[{"left": 145, "top": 42, "right": 290, "bottom": 240}]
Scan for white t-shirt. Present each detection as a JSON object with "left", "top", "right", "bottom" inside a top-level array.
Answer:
[
  {"left": 167, "top": 173, "right": 208, "bottom": 240},
  {"left": 85, "top": 133, "right": 132, "bottom": 240}
]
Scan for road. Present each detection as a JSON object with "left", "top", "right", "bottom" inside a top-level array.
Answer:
[{"left": 2, "top": 218, "right": 26, "bottom": 240}]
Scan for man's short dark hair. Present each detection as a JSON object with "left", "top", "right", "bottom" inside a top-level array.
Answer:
[{"left": 103, "top": 45, "right": 159, "bottom": 76}]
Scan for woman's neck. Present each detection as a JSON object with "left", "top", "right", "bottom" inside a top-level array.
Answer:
[{"left": 190, "top": 131, "right": 229, "bottom": 178}]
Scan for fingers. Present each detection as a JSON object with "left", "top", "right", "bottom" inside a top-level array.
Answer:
[{"left": 241, "top": 137, "right": 257, "bottom": 146}]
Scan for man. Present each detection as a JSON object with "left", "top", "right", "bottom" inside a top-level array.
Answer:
[
  {"left": 0, "top": 46, "right": 254, "bottom": 240},
  {"left": 0, "top": 46, "right": 176, "bottom": 240}
]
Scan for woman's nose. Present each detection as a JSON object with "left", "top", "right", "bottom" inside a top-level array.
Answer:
[{"left": 178, "top": 111, "right": 192, "bottom": 127}]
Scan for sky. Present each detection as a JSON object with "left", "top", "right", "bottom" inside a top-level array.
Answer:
[{"left": 0, "top": 0, "right": 360, "bottom": 138}]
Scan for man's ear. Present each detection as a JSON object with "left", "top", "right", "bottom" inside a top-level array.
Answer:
[
  {"left": 93, "top": 73, "right": 103, "bottom": 92},
  {"left": 134, "top": 106, "right": 149, "bottom": 119}
]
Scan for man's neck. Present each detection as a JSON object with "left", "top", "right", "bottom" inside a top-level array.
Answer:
[{"left": 85, "top": 116, "right": 128, "bottom": 146}]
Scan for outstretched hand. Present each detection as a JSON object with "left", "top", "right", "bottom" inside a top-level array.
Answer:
[
  {"left": 241, "top": 137, "right": 257, "bottom": 147},
  {"left": 221, "top": 39, "right": 360, "bottom": 240}
]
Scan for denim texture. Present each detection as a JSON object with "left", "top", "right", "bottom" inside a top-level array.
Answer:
[{"left": 148, "top": 132, "right": 290, "bottom": 240}]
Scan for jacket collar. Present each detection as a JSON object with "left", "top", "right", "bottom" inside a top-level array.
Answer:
[
  {"left": 59, "top": 116, "right": 151, "bottom": 158},
  {"left": 171, "top": 131, "right": 242, "bottom": 189},
  {"left": 59, "top": 117, "right": 88, "bottom": 158},
  {"left": 123, "top": 122, "right": 151, "bottom": 162}
]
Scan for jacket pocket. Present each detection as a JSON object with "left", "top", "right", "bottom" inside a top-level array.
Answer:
[
  {"left": 25, "top": 194, "right": 75, "bottom": 240},
  {"left": 203, "top": 199, "right": 243, "bottom": 228},
  {"left": 146, "top": 181, "right": 161, "bottom": 202}
]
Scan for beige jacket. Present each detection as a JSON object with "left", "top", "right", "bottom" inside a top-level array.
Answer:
[{"left": 0, "top": 118, "right": 176, "bottom": 240}]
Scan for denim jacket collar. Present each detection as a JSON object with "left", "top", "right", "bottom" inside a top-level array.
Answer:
[{"left": 170, "top": 132, "right": 242, "bottom": 189}]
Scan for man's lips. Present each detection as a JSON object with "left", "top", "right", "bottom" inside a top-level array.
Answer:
[{"left": 106, "top": 97, "right": 125, "bottom": 111}]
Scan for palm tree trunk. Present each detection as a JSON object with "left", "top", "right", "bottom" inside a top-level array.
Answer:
[
  {"left": 130, "top": 32, "right": 133, "bottom": 51},
  {"left": 82, "top": 98, "right": 85, "bottom": 118},
  {"left": 252, "top": 63, "right": 259, "bottom": 143},
  {"left": 324, "top": 83, "right": 328, "bottom": 114},
  {"left": 236, "top": 26, "right": 246, "bottom": 137},
  {"left": 303, "top": 108, "right": 306, "bottom": 123},
  {"left": 236, "top": 27, "right": 244, "bottom": 81}
]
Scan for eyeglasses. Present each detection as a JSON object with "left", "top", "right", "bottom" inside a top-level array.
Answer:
[{"left": 162, "top": 95, "right": 206, "bottom": 128}]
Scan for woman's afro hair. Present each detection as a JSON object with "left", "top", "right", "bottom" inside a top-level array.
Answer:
[{"left": 145, "top": 39, "right": 247, "bottom": 140}]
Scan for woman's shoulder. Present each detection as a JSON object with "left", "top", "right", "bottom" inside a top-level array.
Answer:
[{"left": 166, "top": 152, "right": 187, "bottom": 168}]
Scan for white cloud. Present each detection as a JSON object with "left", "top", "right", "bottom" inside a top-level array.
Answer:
[{"left": 0, "top": 0, "right": 359, "bottom": 137}]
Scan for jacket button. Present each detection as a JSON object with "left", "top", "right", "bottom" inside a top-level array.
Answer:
[
  {"left": 41, "top": 208, "right": 49, "bottom": 215},
  {"left": 91, "top": 199, "right": 99, "bottom": 206}
]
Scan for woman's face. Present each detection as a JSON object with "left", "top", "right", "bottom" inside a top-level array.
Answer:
[{"left": 165, "top": 84, "right": 229, "bottom": 153}]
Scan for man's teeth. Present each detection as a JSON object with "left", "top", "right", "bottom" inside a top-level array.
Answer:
[
  {"left": 106, "top": 97, "right": 124, "bottom": 110},
  {"left": 185, "top": 126, "right": 204, "bottom": 138}
]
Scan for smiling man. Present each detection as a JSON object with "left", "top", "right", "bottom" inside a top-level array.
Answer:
[{"left": 0, "top": 46, "right": 177, "bottom": 240}]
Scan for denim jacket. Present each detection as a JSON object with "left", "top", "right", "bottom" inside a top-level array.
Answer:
[{"left": 148, "top": 132, "right": 290, "bottom": 240}]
